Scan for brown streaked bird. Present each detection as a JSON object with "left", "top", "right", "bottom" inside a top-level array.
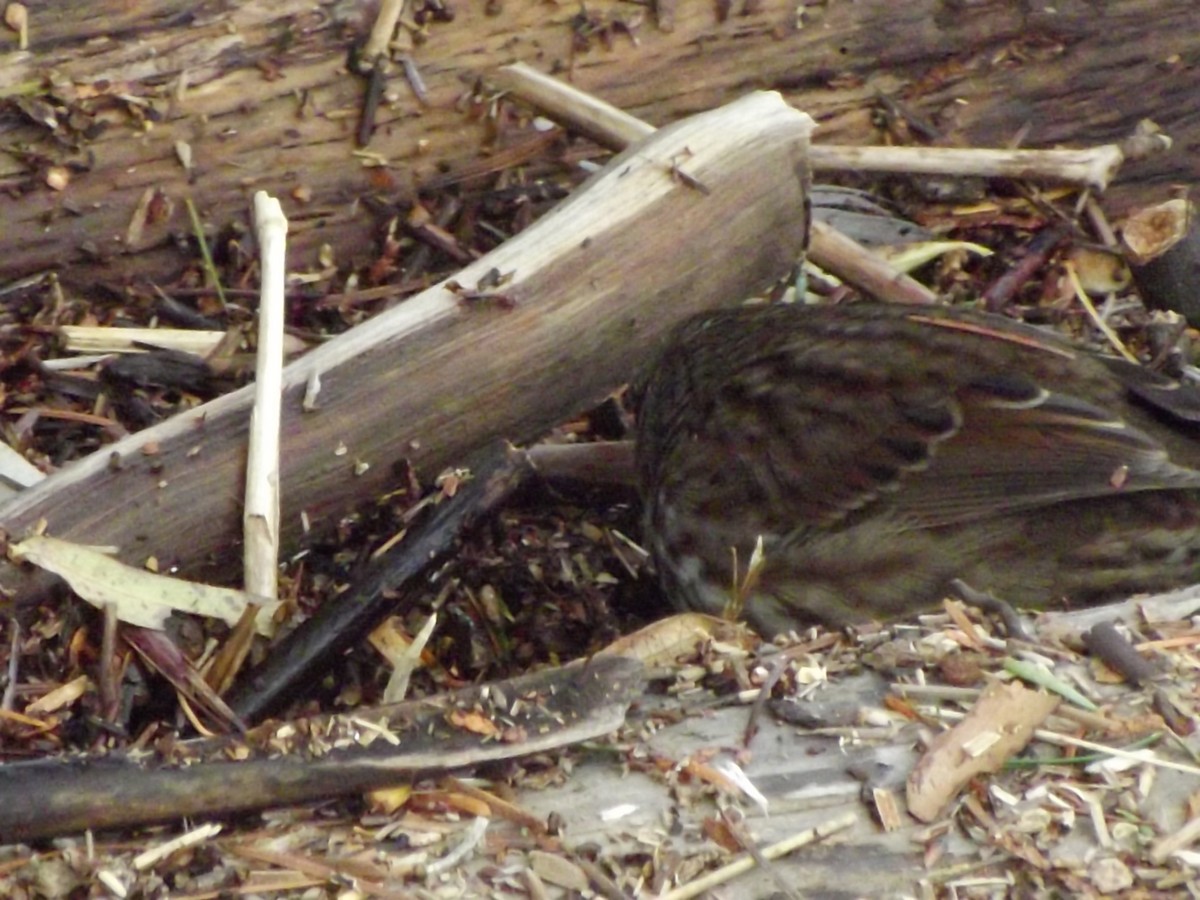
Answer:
[{"left": 635, "top": 302, "right": 1200, "bottom": 637}]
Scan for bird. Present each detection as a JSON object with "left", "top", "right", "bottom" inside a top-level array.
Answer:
[{"left": 634, "top": 302, "right": 1200, "bottom": 637}]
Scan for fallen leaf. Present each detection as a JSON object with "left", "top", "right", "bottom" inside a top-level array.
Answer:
[{"left": 10, "top": 535, "right": 279, "bottom": 634}]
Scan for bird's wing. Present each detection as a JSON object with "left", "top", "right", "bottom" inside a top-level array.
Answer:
[
  {"left": 891, "top": 372, "right": 1200, "bottom": 528},
  {"left": 696, "top": 354, "right": 1200, "bottom": 534}
]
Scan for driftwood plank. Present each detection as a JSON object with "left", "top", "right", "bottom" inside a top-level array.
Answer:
[
  {"left": 0, "top": 92, "right": 813, "bottom": 601},
  {"left": 510, "top": 671, "right": 928, "bottom": 897}
]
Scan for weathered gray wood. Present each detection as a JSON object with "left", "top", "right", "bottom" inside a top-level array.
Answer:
[
  {"left": 0, "top": 92, "right": 813, "bottom": 601},
  {"left": 516, "top": 672, "right": 930, "bottom": 897}
]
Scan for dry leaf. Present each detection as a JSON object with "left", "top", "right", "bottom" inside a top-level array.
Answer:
[
  {"left": 25, "top": 674, "right": 91, "bottom": 715},
  {"left": 10, "top": 535, "right": 279, "bottom": 634},
  {"left": 447, "top": 708, "right": 500, "bottom": 737}
]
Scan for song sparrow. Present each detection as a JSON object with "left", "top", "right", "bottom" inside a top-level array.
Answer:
[{"left": 635, "top": 302, "right": 1200, "bottom": 636}]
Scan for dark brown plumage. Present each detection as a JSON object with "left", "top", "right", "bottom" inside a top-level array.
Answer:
[{"left": 635, "top": 303, "right": 1200, "bottom": 636}]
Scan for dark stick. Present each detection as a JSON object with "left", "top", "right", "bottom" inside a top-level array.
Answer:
[
  {"left": 1082, "top": 621, "right": 1159, "bottom": 686},
  {"left": 982, "top": 224, "right": 1071, "bottom": 313},
  {"left": 226, "top": 443, "right": 532, "bottom": 722},
  {"left": 357, "top": 55, "right": 388, "bottom": 148},
  {"left": 0, "top": 654, "right": 642, "bottom": 843}
]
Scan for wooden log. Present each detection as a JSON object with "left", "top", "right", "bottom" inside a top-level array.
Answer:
[
  {"left": 0, "top": 0, "right": 1196, "bottom": 288},
  {"left": 0, "top": 92, "right": 814, "bottom": 601},
  {"left": 0, "top": 654, "right": 643, "bottom": 842}
]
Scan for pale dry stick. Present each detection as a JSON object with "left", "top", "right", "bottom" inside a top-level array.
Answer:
[
  {"left": 893, "top": 681, "right": 1121, "bottom": 734},
  {"left": 1033, "top": 731, "right": 1200, "bottom": 776},
  {"left": 243, "top": 194, "right": 289, "bottom": 602},
  {"left": 658, "top": 812, "right": 857, "bottom": 900},
  {"left": 132, "top": 823, "right": 223, "bottom": 871},
  {"left": 0, "top": 441, "right": 44, "bottom": 494},
  {"left": 1083, "top": 195, "right": 1120, "bottom": 247},
  {"left": 1, "top": 621, "right": 18, "bottom": 710},
  {"left": 808, "top": 144, "right": 1138, "bottom": 191},
  {"left": 493, "top": 62, "right": 1135, "bottom": 188},
  {"left": 492, "top": 63, "right": 652, "bottom": 149},
  {"left": 5, "top": 3, "right": 28, "bottom": 52},
  {"left": 363, "top": 0, "right": 404, "bottom": 60},
  {"left": 244, "top": 193, "right": 289, "bottom": 609},
  {"left": 1138, "top": 632, "right": 1200, "bottom": 652},
  {"left": 381, "top": 611, "right": 435, "bottom": 703},
  {"left": 807, "top": 218, "right": 937, "bottom": 305},
  {"left": 58, "top": 325, "right": 226, "bottom": 357},
  {"left": 491, "top": 63, "right": 937, "bottom": 306},
  {"left": 1149, "top": 812, "right": 1200, "bottom": 863}
]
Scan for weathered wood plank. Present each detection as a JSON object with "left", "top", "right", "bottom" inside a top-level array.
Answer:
[
  {"left": 515, "top": 672, "right": 929, "bottom": 897},
  {"left": 0, "top": 92, "right": 813, "bottom": 601}
]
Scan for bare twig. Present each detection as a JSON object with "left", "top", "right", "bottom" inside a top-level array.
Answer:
[
  {"left": 492, "top": 62, "right": 937, "bottom": 306},
  {"left": 981, "top": 224, "right": 1071, "bottom": 313},
  {"left": 243, "top": 192, "right": 289, "bottom": 605},
  {"left": 659, "top": 812, "right": 856, "bottom": 900},
  {"left": 207, "top": 194, "right": 289, "bottom": 695},
  {"left": 808, "top": 219, "right": 937, "bottom": 304},
  {"left": 808, "top": 143, "right": 1153, "bottom": 191},
  {"left": 363, "top": 0, "right": 405, "bottom": 60},
  {"left": 490, "top": 62, "right": 651, "bottom": 148},
  {"left": 58, "top": 325, "right": 226, "bottom": 357}
]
